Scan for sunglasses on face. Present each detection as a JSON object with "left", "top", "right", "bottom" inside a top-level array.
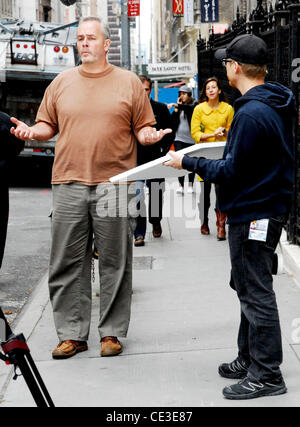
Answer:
[{"left": 222, "top": 59, "right": 234, "bottom": 67}]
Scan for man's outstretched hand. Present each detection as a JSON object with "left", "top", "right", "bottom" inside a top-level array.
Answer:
[
  {"left": 10, "top": 117, "right": 34, "bottom": 140},
  {"left": 137, "top": 127, "right": 172, "bottom": 146}
]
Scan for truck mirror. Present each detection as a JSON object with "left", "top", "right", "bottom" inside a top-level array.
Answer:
[{"left": 60, "top": 0, "right": 77, "bottom": 5}]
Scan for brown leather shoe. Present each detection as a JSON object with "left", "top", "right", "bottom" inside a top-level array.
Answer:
[
  {"left": 101, "top": 336, "right": 123, "bottom": 357},
  {"left": 152, "top": 223, "right": 162, "bottom": 238},
  {"left": 134, "top": 236, "right": 145, "bottom": 247},
  {"left": 52, "top": 340, "right": 88, "bottom": 359},
  {"left": 201, "top": 222, "right": 210, "bottom": 235}
]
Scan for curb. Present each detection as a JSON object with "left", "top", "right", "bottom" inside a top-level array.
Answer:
[
  {"left": 12, "top": 272, "right": 50, "bottom": 341},
  {"left": 280, "top": 232, "right": 300, "bottom": 287}
]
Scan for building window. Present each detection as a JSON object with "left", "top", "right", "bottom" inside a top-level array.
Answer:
[{"left": 40, "top": 0, "right": 52, "bottom": 22}]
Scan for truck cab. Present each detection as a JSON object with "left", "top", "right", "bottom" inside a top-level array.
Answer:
[{"left": 0, "top": 19, "right": 78, "bottom": 161}]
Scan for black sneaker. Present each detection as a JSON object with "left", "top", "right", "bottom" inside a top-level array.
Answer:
[
  {"left": 223, "top": 376, "right": 287, "bottom": 400},
  {"left": 218, "top": 357, "right": 249, "bottom": 379}
]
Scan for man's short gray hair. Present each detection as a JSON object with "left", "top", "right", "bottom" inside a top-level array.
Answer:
[{"left": 79, "top": 16, "right": 111, "bottom": 40}]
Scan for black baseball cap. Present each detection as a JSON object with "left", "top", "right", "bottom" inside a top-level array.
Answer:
[{"left": 215, "top": 34, "right": 267, "bottom": 65}]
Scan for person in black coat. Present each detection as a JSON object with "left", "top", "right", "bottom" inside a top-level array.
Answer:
[
  {"left": 0, "top": 112, "right": 24, "bottom": 268},
  {"left": 134, "top": 75, "right": 173, "bottom": 247}
]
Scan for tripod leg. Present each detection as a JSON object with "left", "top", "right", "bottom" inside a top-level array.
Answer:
[
  {"left": 25, "top": 353, "right": 55, "bottom": 407},
  {"left": 1, "top": 307, "right": 55, "bottom": 407},
  {"left": 13, "top": 353, "right": 52, "bottom": 407}
]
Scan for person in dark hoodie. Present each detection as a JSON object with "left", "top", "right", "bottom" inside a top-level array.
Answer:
[
  {"left": 165, "top": 34, "right": 296, "bottom": 400},
  {"left": 0, "top": 112, "right": 24, "bottom": 268}
]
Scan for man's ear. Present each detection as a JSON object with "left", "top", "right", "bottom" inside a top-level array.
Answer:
[
  {"left": 104, "top": 38, "right": 111, "bottom": 53},
  {"left": 234, "top": 61, "right": 241, "bottom": 74}
]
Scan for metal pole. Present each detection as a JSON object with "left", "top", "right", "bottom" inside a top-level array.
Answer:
[
  {"left": 76, "top": 1, "right": 82, "bottom": 19},
  {"left": 167, "top": 40, "right": 194, "bottom": 63},
  {"left": 138, "top": 14, "right": 142, "bottom": 74},
  {"left": 121, "top": 1, "right": 131, "bottom": 70},
  {"left": 90, "top": 0, "right": 97, "bottom": 16},
  {"left": 154, "top": 80, "right": 158, "bottom": 101}
]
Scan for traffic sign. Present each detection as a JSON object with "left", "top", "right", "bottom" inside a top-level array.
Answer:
[{"left": 128, "top": 0, "right": 140, "bottom": 17}]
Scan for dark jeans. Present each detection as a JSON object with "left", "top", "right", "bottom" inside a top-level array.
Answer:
[
  {"left": 174, "top": 141, "right": 195, "bottom": 187},
  {"left": 199, "top": 181, "right": 221, "bottom": 223},
  {"left": 228, "top": 215, "right": 285, "bottom": 381},
  {"left": 134, "top": 179, "right": 165, "bottom": 238}
]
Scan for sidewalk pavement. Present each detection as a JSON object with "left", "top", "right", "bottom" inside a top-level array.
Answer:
[{"left": 1, "top": 179, "right": 300, "bottom": 408}]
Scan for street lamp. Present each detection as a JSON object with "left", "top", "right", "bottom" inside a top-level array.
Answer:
[{"left": 121, "top": 1, "right": 131, "bottom": 70}]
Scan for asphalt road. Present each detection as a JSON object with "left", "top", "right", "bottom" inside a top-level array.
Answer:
[{"left": 0, "top": 157, "right": 53, "bottom": 325}]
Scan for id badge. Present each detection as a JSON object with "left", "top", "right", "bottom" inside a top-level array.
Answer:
[{"left": 248, "top": 219, "right": 269, "bottom": 242}]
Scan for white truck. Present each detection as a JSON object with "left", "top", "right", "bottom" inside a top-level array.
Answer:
[{"left": 0, "top": 18, "right": 78, "bottom": 162}]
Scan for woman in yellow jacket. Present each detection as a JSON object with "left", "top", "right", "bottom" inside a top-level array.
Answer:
[{"left": 191, "top": 77, "right": 234, "bottom": 240}]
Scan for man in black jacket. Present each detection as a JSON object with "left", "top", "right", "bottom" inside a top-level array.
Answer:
[
  {"left": 0, "top": 112, "right": 24, "bottom": 268},
  {"left": 165, "top": 34, "right": 295, "bottom": 400},
  {"left": 134, "top": 75, "right": 173, "bottom": 246}
]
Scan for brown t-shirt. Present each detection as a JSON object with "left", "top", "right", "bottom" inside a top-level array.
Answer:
[{"left": 36, "top": 64, "right": 156, "bottom": 185}]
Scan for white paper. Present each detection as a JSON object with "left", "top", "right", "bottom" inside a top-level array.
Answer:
[{"left": 110, "top": 141, "right": 226, "bottom": 182}]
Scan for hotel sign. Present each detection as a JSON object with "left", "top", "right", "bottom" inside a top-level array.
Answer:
[
  {"left": 173, "top": 0, "right": 184, "bottom": 17},
  {"left": 147, "top": 62, "right": 196, "bottom": 76}
]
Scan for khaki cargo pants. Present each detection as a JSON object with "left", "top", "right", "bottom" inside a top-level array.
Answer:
[{"left": 49, "top": 183, "right": 136, "bottom": 342}]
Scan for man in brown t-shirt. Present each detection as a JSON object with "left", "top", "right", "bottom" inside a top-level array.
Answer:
[{"left": 11, "top": 17, "right": 171, "bottom": 360}]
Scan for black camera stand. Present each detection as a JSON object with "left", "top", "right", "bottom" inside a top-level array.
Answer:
[{"left": 0, "top": 307, "right": 55, "bottom": 407}]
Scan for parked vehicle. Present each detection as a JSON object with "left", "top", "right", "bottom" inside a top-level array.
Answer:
[{"left": 0, "top": 19, "right": 78, "bottom": 161}]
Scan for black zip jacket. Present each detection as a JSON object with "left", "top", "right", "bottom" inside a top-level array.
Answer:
[
  {"left": 0, "top": 112, "right": 24, "bottom": 268},
  {"left": 0, "top": 112, "right": 24, "bottom": 181},
  {"left": 137, "top": 98, "right": 174, "bottom": 165},
  {"left": 171, "top": 101, "right": 197, "bottom": 136}
]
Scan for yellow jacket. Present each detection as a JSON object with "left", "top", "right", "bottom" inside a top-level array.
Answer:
[
  {"left": 191, "top": 101, "right": 234, "bottom": 181},
  {"left": 191, "top": 101, "right": 234, "bottom": 143}
]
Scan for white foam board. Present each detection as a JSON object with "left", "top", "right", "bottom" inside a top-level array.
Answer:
[{"left": 110, "top": 141, "right": 226, "bottom": 182}]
